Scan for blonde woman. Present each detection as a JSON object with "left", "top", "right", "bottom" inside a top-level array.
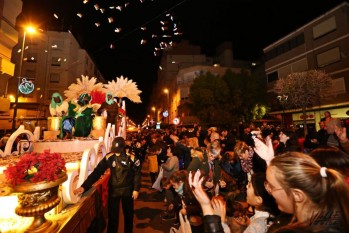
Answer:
[{"left": 266, "top": 152, "right": 349, "bottom": 232}]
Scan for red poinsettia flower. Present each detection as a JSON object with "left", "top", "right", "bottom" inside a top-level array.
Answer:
[{"left": 4, "top": 150, "right": 66, "bottom": 185}]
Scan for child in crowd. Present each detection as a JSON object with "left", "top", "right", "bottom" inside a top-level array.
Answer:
[
  {"left": 188, "top": 170, "right": 279, "bottom": 233},
  {"left": 160, "top": 177, "right": 177, "bottom": 221},
  {"left": 244, "top": 173, "right": 279, "bottom": 233},
  {"left": 169, "top": 170, "right": 204, "bottom": 232}
]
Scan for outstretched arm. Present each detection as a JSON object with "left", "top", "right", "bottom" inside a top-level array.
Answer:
[
  {"left": 189, "top": 170, "right": 213, "bottom": 215},
  {"left": 251, "top": 131, "right": 274, "bottom": 165},
  {"left": 189, "top": 170, "right": 225, "bottom": 233}
]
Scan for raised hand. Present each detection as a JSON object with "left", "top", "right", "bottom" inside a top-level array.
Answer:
[
  {"left": 189, "top": 170, "right": 213, "bottom": 215},
  {"left": 132, "top": 190, "right": 139, "bottom": 200},
  {"left": 252, "top": 133, "right": 274, "bottom": 165},
  {"left": 73, "top": 187, "right": 84, "bottom": 196},
  {"left": 211, "top": 197, "right": 226, "bottom": 223}
]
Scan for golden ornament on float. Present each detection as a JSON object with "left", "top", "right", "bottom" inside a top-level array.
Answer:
[
  {"left": 92, "top": 116, "right": 106, "bottom": 130},
  {"left": 13, "top": 173, "right": 67, "bottom": 233},
  {"left": 47, "top": 117, "right": 61, "bottom": 131}
]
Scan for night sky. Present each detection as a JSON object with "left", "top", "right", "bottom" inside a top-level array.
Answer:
[{"left": 19, "top": 0, "right": 348, "bottom": 124}]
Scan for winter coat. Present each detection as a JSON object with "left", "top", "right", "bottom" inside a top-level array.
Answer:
[{"left": 81, "top": 152, "right": 141, "bottom": 197}]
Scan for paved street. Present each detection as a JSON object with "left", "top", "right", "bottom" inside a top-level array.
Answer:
[{"left": 117, "top": 159, "right": 178, "bottom": 233}]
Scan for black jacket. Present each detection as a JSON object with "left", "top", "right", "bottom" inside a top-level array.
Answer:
[
  {"left": 81, "top": 152, "right": 141, "bottom": 197},
  {"left": 203, "top": 215, "right": 224, "bottom": 233}
]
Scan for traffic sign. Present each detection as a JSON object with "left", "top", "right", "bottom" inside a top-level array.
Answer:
[{"left": 173, "top": 117, "right": 179, "bottom": 125}]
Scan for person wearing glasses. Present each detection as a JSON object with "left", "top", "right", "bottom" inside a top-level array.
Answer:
[{"left": 266, "top": 152, "right": 349, "bottom": 232}]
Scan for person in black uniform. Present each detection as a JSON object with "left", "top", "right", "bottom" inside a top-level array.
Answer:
[{"left": 74, "top": 137, "right": 141, "bottom": 233}]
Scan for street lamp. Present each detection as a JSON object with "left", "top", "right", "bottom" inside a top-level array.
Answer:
[
  {"left": 12, "top": 26, "right": 36, "bottom": 130},
  {"left": 151, "top": 106, "right": 156, "bottom": 122},
  {"left": 163, "top": 88, "right": 169, "bottom": 124}
]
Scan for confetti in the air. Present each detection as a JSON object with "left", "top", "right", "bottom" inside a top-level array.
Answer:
[{"left": 54, "top": 0, "right": 185, "bottom": 56}]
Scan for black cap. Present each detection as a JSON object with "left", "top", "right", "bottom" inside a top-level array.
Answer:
[{"left": 111, "top": 137, "right": 126, "bottom": 153}]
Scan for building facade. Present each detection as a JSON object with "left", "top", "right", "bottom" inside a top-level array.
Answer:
[
  {"left": 264, "top": 2, "right": 349, "bottom": 129},
  {"left": 150, "top": 40, "right": 253, "bottom": 126},
  {"left": 1, "top": 31, "right": 104, "bottom": 130},
  {"left": 0, "top": 0, "right": 22, "bottom": 114},
  {"left": 150, "top": 41, "right": 210, "bottom": 125}
]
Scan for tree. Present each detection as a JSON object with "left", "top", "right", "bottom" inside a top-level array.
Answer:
[
  {"left": 222, "top": 69, "right": 267, "bottom": 123},
  {"left": 274, "top": 70, "right": 332, "bottom": 135},
  {"left": 189, "top": 69, "right": 267, "bottom": 128},
  {"left": 189, "top": 71, "right": 232, "bottom": 126}
]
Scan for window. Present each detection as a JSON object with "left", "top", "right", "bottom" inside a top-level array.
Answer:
[
  {"left": 331, "top": 77, "right": 346, "bottom": 95},
  {"left": 267, "top": 72, "right": 278, "bottom": 83},
  {"left": 50, "top": 73, "right": 60, "bottom": 83},
  {"left": 264, "top": 33, "right": 304, "bottom": 61},
  {"left": 291, "top": 58, "right": 308, "bottom": 72},
  {"left": 313, "top": 16, "right": 336, "bottom": 39},
  {"left": 316, "top": 47, "right": 340, "bottom": 67},
  {"left": 51, "top": 57, "right": 61, "bottom": 66}
]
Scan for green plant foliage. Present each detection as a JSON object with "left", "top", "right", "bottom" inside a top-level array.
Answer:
[{"left": 189, "top": 69, "right": 267, "bottom": 127}]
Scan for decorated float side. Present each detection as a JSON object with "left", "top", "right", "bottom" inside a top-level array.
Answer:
[{"left": 0, "top": 75, "right": 141, "bottom": 232}]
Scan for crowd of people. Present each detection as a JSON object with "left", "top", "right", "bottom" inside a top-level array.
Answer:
[
  {"left": 75, "top": 113, "right": 349, "bottom": 233},
  {"left": 2, "top": 92, "right": 348, "bottom": 233},
  {"left": 1, "top": 107, "right": 349, "bottom": 233}
]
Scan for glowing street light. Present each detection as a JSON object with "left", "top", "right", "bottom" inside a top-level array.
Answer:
[
  {"left": 12, "top": 25, "right": 37, "bottom": 130},
  {"left": 151, "top": 106, "right": 156, "bottom": 122},
  {"left": 163, "top": 88, "right": 169, "bottom": 124}
]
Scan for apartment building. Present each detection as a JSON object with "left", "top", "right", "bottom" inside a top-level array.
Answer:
[
  {"left": 264, "top": 2, "right": 349, "bottom": 129},
  {"left": 1, "top": 31, "right": 104, "bottom": 130},
  {"left": 151, "top": 40, "right": 253, "bottom": 126},
  {"left": 0, "top": 0, "right": 22, "bottom": 113},
  {"left": 150, "top": 41, "right": 211, "bottom": 124}
]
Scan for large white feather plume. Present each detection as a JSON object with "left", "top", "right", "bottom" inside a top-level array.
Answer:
[
  {"left": 64, "top": 75, "right": 104, "bottom": 101},
  {"left": 104, "top": 75, "right": 142, "bottom": 103}
]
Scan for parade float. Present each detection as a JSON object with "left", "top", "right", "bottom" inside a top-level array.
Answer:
[{"left": 0, "top": 75, "right": 141, "bottom": 233}]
